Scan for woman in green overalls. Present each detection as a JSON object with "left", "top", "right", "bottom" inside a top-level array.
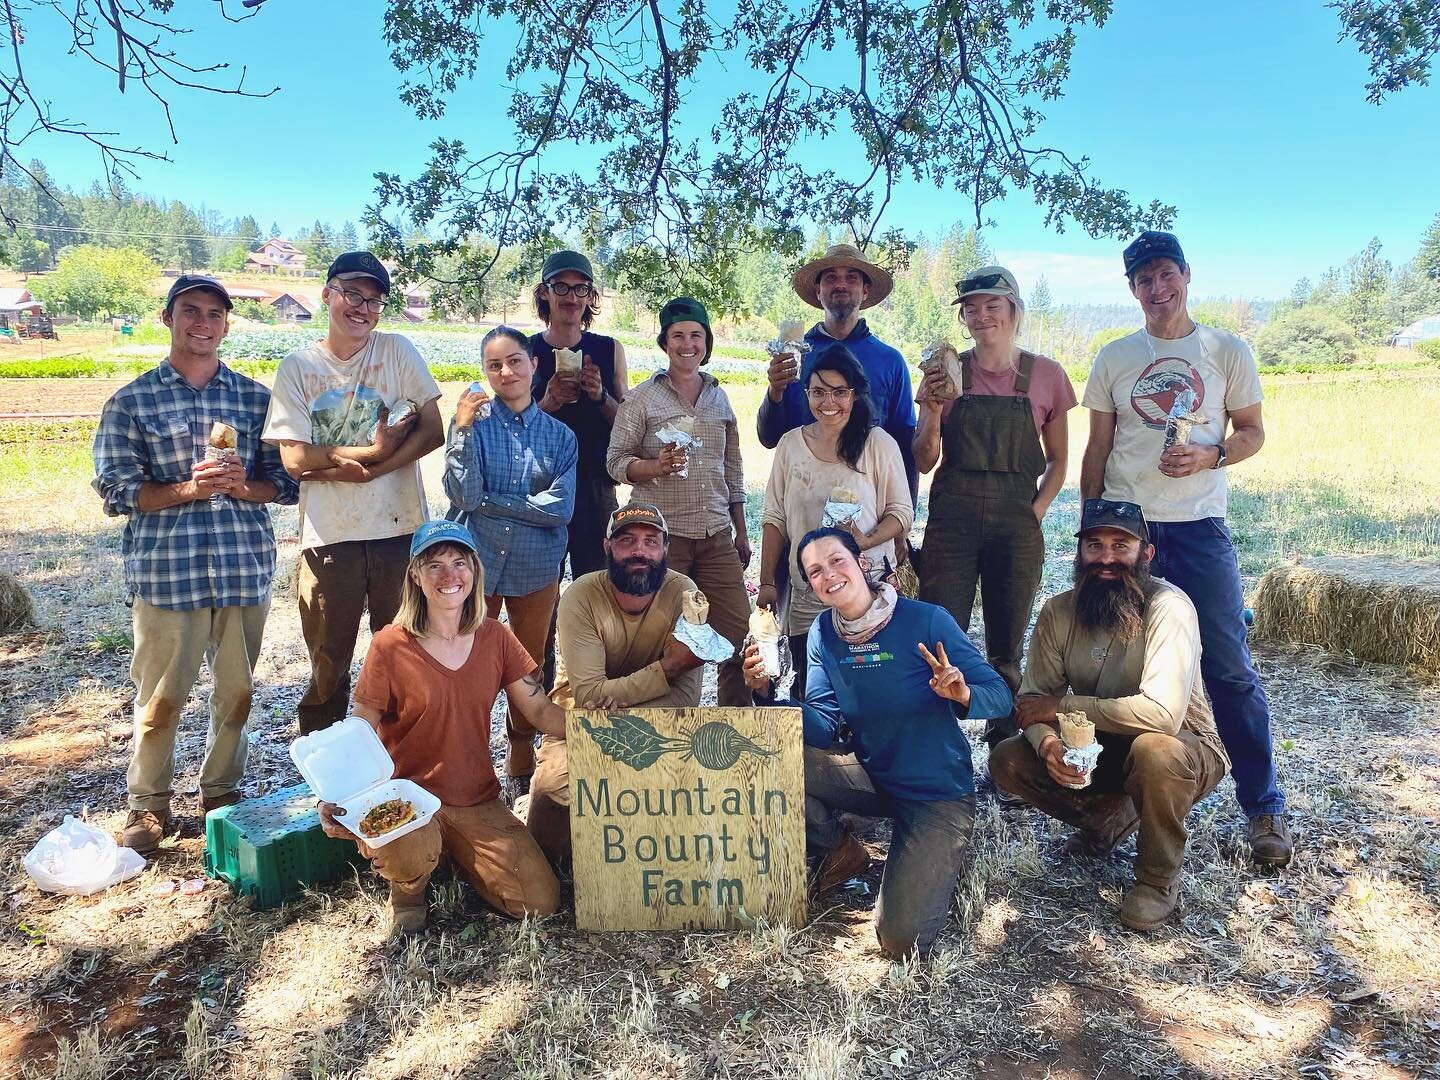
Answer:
[{"left": 914, "top": 266, "right": 1076, "bottom": 752}]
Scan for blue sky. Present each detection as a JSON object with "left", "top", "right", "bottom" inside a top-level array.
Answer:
[{"left": 16, "top": 1, "right": 1440, "bottom": 305}]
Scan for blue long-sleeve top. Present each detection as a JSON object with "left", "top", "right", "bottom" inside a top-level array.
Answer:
[
  {"left": 802, "top": 597, "right": 1012, "bottom": 801},
  {"left": 442, "top": 399, "right": 578, "bottom": 597},
  {"left": 756, "top": 320, "right": 918, "bottom": 504}
]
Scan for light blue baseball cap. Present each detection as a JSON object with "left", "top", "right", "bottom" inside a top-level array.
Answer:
[{"left": 409, "top": 520, "right": 478, "bottom": 559}]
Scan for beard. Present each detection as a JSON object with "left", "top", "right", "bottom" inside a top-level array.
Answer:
[
  {"left": 1073, "top": 553, "right": 1155, "bottom": 642},
  {"left": 608, "top": 554, "right": 668, "bottom": 597},
  {"left": 823, "top": 296, "right": 859, "bottom": 323}
]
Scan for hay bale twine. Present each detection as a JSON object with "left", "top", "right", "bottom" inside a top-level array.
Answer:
[
  {"left": 1252, "top": 556, "right": 1440, "bottom": 678},
  {"left": 0, "top": 569, "right": 38, "bottom": 633}
]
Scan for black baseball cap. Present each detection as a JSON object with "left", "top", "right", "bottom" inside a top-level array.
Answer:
[
  {"left": 1077, "top": 498, "right": 1150, "bottom": 544},
  {"left": 1122, "top": 231, "right": 1187, "bottom": 278},
  {"left": 165, "top": 275, "right": 232, "bottom": 312},
  {"left": 326, "top": 251, "right": 391, "bottom": 295},
  {"left": 541, "top": 249, "right": 594, "bottom": 283},
  {"left": 607, "top": 503, "right": 669, "bottom": 539}
]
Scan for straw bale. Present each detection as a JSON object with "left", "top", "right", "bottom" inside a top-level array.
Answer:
[
  {"left": 1252, "top": 556, "right": 1440, "bottom": 678},
  {"left": 0, "top": 570, "right": 38, "bottom": 633}
]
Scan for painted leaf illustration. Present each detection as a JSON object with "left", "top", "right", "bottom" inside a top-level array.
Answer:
[{"left": 581, "top": 713, "right": 674, "bottom": 770}]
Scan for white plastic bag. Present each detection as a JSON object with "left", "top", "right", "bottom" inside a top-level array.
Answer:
[{"left": 24, "top": 815, "right": 146, "bottom": 896}]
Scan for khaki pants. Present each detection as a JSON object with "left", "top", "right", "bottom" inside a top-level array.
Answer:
[
  {"left": 360, "top": 800, "right": 559, "bottom": 919},
  {"left": 990, "top": 730, "right": 1227, "bottom": 888},
  {"left": 297, "top": 535, "right": 410, "bottom": 734},
  {"left": 667, "top": 531, "right": 750, "bottom": 707},
  {"left": 485, "top": 581, "right": 560, "bottom": 778},
  {"left": 525, "top": 735, "right": 571, "bottom": 863},
  {"left": 127, "top": 599, "right": 269, "bottom": 811}
]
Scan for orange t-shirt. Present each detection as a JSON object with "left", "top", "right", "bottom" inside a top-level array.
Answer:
[{"left": 353, "top": 619, "right": 536, "bottom": 806}]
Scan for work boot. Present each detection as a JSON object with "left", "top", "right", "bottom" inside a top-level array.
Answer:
[
  {"left": 812, "top": 832, "right": 869, "bottom": 895},
  {"left": 1248, "top": 814, "right": 1293, "bottom": 867},
  {"left": 121, "top": 808, "right": 172, "bottom": 855},
  {"left": 387, "top": 886, "right": 428, "bottom": 936},
  {"left": 200, "top": 791, "right": 242, "bottom": 814},
  {"left": 974, "top": 766, "right": 1027, "bottom": 811},
  {"left": 1061, "top": 815, "right": 1139, "bottom": 859},
  {"left": 1120, "top": 880, "right": 1180, "bottom": 932}
]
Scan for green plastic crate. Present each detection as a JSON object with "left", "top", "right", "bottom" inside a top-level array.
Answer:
[{"left": 204, "top": 781, "right": 362, "bottom": 909}]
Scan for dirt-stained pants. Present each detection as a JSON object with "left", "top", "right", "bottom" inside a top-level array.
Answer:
[
  {"left": 485, "top": 581, "right": 561, "bottom": 778},
  {"left": 127, "top": 599, "right": 269, "bottom": 812},
  {"left": 525, "top": 735, "right": 571, "bottom": 863},
  {"left": 360, "top": 800, "right": 559, "bottom": 919},
  {"left": 990, "top": 730, "right": 1227, "bottom": 888}
]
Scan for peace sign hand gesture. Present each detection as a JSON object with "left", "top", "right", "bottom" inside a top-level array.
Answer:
[{"left": 918, "top": 641, "right": 971, "bottom": 707}]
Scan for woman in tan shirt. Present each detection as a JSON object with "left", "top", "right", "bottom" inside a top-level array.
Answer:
[{"left": 759, "top": 346, "right": 913, "bottom": 693}]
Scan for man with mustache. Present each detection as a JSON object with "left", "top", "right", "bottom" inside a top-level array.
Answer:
[
  {"left": 990, "top": 499, "right": 1230, "bottom": 931},
  {"left": 1080, "top": 230, "right": 1290, "bottom": 867},
  {"left": 524, "top": 503, "right": 704, "bottom": 862}
]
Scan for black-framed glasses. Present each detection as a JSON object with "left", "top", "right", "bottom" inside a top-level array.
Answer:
[
  {"left": 331, "top": 285, "right": 386, "bottom": 313},
  {"left": 805, "top": 387, "right": 855, "bottom": 402},
  {"left": 546, "top": 281, "right": 597, "bottom": 299},
  {"left": 956, "top": 272, "right": 1005, "bottom": 296}
]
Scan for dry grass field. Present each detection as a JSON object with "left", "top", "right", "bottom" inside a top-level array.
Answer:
[{"left": 1, "top": 364, "right": 1438, "bottom": 1079}]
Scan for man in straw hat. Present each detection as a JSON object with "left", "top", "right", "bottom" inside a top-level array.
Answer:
[
  {"left": 992, "top": 498, "right": 1230, "bottom": 931},
  {"left": 758, "top": 243, "right": 918, "bottom": 503},
  {"left": 1080, "top": 230, "right": 1291, "bottom": 868}
]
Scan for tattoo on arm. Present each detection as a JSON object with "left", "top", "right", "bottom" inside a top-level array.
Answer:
[{"left": 520, "top": 672, "right": 545, "bottom": 699}]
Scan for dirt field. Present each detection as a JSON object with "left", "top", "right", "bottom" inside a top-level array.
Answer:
[{"left": 2, "top": 372, "right": 1439, "bottom": 1079}]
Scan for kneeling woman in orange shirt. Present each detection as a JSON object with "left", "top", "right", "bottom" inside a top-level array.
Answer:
[{"left": 318, "top": 520, "right": 567, "bottom": 934}]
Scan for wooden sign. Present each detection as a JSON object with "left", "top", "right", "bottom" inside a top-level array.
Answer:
[{"left": 567, "top": 707, "right": 807, "bottom": 931}]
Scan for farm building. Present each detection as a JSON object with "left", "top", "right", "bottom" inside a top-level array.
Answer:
[
  {"left": 245, "top": 239, "right": 308, "bottom": 275},
  {"left": 268, "top": 291, "right": 322, "bottom": 321},
  {"left": 0, "top": 288, "right": 44, "bottom": 316},
  {"left": 1393, "top": 313, "right": 1440, "bottom": 348}
]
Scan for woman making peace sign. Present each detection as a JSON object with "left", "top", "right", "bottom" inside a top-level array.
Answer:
[{"left": 742, "top": 526, "right": 1012, "bottom": 958}]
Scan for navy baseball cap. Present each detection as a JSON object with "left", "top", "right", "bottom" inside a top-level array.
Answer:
[
  {"left": 410, "top": 520, "right": 478, "bottom": 558},
  {"left": 326, "top": 251, "right": 391, "bottom": 294},
  {"left": 1122, "top": 231, "right": 1186, "bottom": 278},
  {"left": 540, "top": 249, "right": 594, "bottom": 283},
  {"left": 165, "top": 275, "right": 232, "bottom": 312},
  {"left": 1077, "top": 498, "right": 1150, "bottom": 544}
]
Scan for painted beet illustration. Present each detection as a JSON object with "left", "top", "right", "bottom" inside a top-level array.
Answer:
[{"left": 580, "top": 713, "right": 776, "bottom": 771}]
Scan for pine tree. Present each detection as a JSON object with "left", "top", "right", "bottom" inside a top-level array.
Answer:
[{"left": 1416, "top": 211, "right": 1440, "bottom": 283}]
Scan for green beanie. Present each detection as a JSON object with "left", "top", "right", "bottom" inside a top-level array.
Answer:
[{"left": 658, "top": 296, "right": 710, "bottom": 333}]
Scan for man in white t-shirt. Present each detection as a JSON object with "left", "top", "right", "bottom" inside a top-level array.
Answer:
[
  {"left": 1079, "top": 231, "right": 1291, "bottom": 868},
  {"left": 263, "top": 252, "right": 444, "bottom": 733}
]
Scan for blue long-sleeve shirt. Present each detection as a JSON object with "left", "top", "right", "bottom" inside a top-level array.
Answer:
[
  {"left": 442, "top": 399, "right": 578, "bottom": 597},
  {"left": 802, "top": 597, "right": 1011, "bottom": 800},
  {"left": 756, "top": 320, "right": 918, "bottom": 503}
]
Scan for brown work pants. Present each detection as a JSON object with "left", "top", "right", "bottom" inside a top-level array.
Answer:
[
  {"left": 296, "top": 535, "right": 410, "bottom": 734},
  {"left": 485, "top": 581, "right": 560, "bottom": 778},
  {"left": 666, "top": 531, "right": 750, "bottom": 707},
  {"left": 525, "top": 735, "right": 571, "bottom": 863},
  {"left": 359, "top": 800, "right": 559, "bottom": 919},
  {"left": 990, "top": 730, "right": 1227, "bottom": 888}
]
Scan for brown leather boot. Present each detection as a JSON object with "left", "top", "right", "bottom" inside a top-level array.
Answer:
[
  {"left": 1247, "top": 815, "right": 1293, "bottom": 867},
  {"left": 812, "top": 832, "right": 869, "bottom": 895},
  {"left": 1120, "top": 881, "right": 1180, "bottom": 932},
  {"left": 387, "top": 885, "right": 428, "bottom": 936},
  {"left": 121, "top": 808, "right": 172, "bottom": 855},
  {"left": 201, "top": 791, "right": 242, "bottom": 814}
]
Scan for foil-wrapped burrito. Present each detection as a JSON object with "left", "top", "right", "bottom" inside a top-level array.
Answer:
[
  {"left": 822, "top": 483, "right": 863, "bottom": 528},
  {"left": 767, "top": 318, "right": 813, "bottom": 362},
  {"left": 746, "top": 605, "right": 795, "bottom": 699},
  {"left": 919, "top": 339, "right": 963, "bottom": 400},
  {"left": 1057, "top": 710, "right": 1101, "bottom": 789},
  {"left": 204, "top": 422, "right": 238, "bottom": 503},
  {"left": 671, "top": 590, "right": 735, "bottom": 663},
  {"left": 655, "top": 415, "right": 700, "bottom": 478},
  {"left": 1161, "top": 387, "right": 1207, "bottom": 453},
  {"left": 555, "top": 346, "right": 583, "bottom": 374}
]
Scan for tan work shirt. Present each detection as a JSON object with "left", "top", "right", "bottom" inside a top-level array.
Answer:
[
  {"left": 1020, "top": 580, "right": 1229, "bottom": 768},
  {"left": 552, "top": 569, "right": 703, "bottom": 709}
]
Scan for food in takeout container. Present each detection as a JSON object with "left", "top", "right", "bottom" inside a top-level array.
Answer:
[
  {"left": 359, "top": 798, "right": 418, "bottom": 838},
  {"left": 681, "top": 589, "right": 710, "bottom": 624},
  {"left": 919, "top": 339, "right": 963, "bottom": 400},
  {"left": 290, "top": 717, "right": 440, "bottom": 848},
  {"left": 554, "top": 346, "right": 584, "bottom": 374},
  {"left": 823, "top": 484, "right": 864, "bottom": 528},
  {"left": 1056, "top": 710, "right": 1101, "bottom": 790}
]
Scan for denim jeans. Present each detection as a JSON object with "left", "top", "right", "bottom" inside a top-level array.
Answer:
[
  {"left": 1148, "top": 518, "right": 1285, "bottom": 818},
  {"left": 804, "top": 747, "right": 975, "bottom": 957}
]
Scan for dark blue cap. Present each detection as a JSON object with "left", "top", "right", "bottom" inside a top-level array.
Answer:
[
  {"left": 1123, "top": 231, "right": 1186, "bottom": 278},
  {"left": 165, "top": 275, "right": 232, "bottom": 312},
  {"left": 326, "top": 251, "right": 391, "bottom": 294},
  {"left": 410, "top": 520, "right": 478, "bottom": 558}
]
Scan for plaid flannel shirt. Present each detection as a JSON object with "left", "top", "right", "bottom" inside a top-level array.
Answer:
[
  {"left": 442, "top": 399, "right": 578, "bottom": 596},
  {"left": 92, "top": 361, "right": 299, "bottom": 611}
]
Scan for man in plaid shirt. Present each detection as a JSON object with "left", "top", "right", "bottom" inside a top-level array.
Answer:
[{"left": 93, "top": 276, "right": 298, "bottom": 854}]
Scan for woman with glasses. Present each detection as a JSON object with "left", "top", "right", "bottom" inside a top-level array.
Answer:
[
  {"left": 913, "top": 265, "right": 1076, "bottom": 758},
  {"left": 758, "top": 347, "right": 912, "bottom": 694}
]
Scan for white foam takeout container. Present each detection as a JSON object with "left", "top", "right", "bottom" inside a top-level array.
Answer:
[{"left": 290, "top": 717, "right": 440, "bottom": 848}]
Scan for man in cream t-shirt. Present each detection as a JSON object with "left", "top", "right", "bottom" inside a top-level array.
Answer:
[
  {"left": 264, "top": 251, "right": 443, "bottom": 733},
  {"left": 1079, "top": 231, "right": 1291, "bottom": 869}
]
